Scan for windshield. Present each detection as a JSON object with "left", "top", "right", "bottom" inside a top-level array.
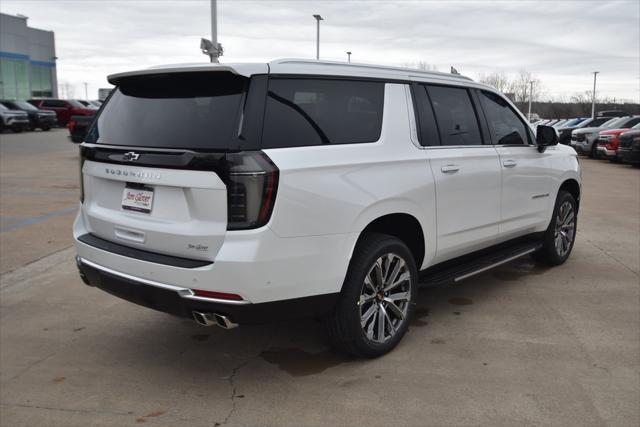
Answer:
[
  {"left": 604, "top": 117, "right": 630, "bottom": 129},
  {"left": 86, "top": 72, "right": 249, "bottom": 150},
  {"left": 67, "top": 100, "right": 85, "bottom": 108},
  {"left": 12, "top": 101, "right": 38, "bottom": 111}
]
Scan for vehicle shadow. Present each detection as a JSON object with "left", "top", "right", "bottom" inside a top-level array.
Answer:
[{"left": 91, "top": 256, "right": 551, "bottom": 381}]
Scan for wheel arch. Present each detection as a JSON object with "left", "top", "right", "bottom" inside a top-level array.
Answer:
[
  {"left": 558, "top": 178, "right": 580, "bottom": 211},
  {"left": 351, "top": 213, "right": 426, "bottom": 271}
]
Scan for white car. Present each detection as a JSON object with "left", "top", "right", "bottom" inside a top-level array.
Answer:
[{"left": 74, "top": 59, "right": 581, "bottom": 357}]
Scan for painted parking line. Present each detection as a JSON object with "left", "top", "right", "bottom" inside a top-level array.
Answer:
[{"left": 0, "top": 207, "right": 77, "bottom": 234}]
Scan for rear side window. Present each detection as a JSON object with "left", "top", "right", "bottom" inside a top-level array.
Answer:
[
  {"left": 261, "top": 79, "right": 384, "bottom": 148},
  {"left": 479, "top": 91, "right": 531, "bottom": 145},
  {"left": 621, "top": 117, "right": 640, "bottom": 128},
  {"left": 42, "top": 100, "right": 66, "bottom": 107},
  {"left": 427, "top": 85, "right": 482, "bottom": 146},
  {"left": 85, "top": 72, "right": 249, "bottom": 150}
]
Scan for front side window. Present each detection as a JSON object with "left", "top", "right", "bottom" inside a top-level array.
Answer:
[
  {"left": 427, "top": 85, "right": 482, "bottom": 146},
  {"left": 479, "top": 91, "right": 530, "bottom": 145},
  {"left": 261, "top": 78, "right": 384, "bottom": 148}
]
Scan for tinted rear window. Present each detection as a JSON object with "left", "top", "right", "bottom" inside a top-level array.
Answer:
[
  {"left": 86, "top": 72, "right": 248, "bottom": 150},
  {"left": 261, "top": 78, "right": 384, "bottom": 148}
]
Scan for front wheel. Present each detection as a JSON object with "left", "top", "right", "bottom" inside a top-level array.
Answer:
[
  {"left": 325, "top": 233, "right": 417, "bottom": 358},
  {"left": 533, "top": 191, "right": 577, "bottom": 266}
]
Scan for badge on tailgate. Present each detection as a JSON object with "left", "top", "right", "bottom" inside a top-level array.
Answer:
[{"left": 122, "top": 184, "right": 154, "bottom": 213}]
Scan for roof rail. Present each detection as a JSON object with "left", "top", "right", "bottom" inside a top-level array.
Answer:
[{"left": 270, "top": 58, "right": 473, "bottom": 81}]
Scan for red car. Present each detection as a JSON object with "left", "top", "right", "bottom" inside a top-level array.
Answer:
[
  {"left": 596, "top": 122, "right": 640, "bottom": 161},
  {"left": 27, "top": 98, "right": 95, "bottom": 126}
]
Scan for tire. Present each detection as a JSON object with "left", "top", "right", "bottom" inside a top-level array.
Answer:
[
  {"left": 11, "top": 127, "right": 23, "bottom": 133},
  {"left": 589, "top": 142, "right": 598, "bottom": 159},
  {"left": 533, "top": 190, "right": 577, "bottom": 266},
  {"left": 325, "top": 232, "right": 418, "bottom": 358},
  {"left": 42, "top": 126, "right": 51, "bottom": 131}
]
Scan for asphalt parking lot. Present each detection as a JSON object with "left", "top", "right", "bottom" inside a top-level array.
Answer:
[{"left": 1, "top": 130, "right": 638, "bottom": 426}]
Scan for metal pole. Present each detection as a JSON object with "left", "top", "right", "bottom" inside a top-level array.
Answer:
[
  {"left": 313, "top": 15, "right": 323, "bottom": 60},
  {"left": 347, "top": 51, "right": 351, "bottom": 62},
  {"left": 527, "top": 80, "right": 534, "bottom": 120},
  {"left": 83, "top": 82, "right": 88, "bottom": 99},
  {"left": 591, "top": 71, "right": 599, "bottom": 118},
  {"left": 210, "top": 0, "right": 218, "bottom": 63}
]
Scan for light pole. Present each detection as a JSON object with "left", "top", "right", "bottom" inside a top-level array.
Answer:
[
  {"left": 591, "top": 71, "right": 599, "bottom": 118},
  {"left": 346, "top": 51, "right": 351, "bottom": 63},
  {"left": 201, "top": 0, "right": 223, "bottom": 63},
  {"left": 83, "top": 82, "right": 88, "bottom": 100},
  {"left": 313, "top": 14, "right": 323, "bottom": 60},
  {"left": 527, "top": 80, "right": 534, "bottom": 120}
]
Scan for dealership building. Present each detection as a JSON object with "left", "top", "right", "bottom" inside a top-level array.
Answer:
[{"left": 0, "top": 13, "right": 57, "bottom": 100}]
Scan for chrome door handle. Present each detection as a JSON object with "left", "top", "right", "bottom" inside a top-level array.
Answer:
[
  {"left": 441, "top": 164, "right": 460, "bottom": 173},
  {"left": 503, "top": 159, "right": 518, "bottom": 168}
]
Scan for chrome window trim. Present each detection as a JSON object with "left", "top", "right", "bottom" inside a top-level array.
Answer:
[{"left": 77, "top": 257, "right": 252, "bottom": 305}]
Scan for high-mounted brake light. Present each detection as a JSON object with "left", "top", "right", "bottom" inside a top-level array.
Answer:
[{"left": 226, "top": 152, "right": 279, "bottom": 230}]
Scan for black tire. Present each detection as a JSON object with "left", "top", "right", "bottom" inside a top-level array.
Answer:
[
  {"left": 533, "top": 191, "right": 577, "bottom": 266},
  {"left": 11, "top": 127, "right": 23, "bottom": 133},
  {"left": 42, "top": 126, "right": 51, "bottom": 131},
  {"left": 589, "top": 142, "right": 598, "bottom": 159},
  {"left": 325, "top": 232, "right": 418, "bottom": 358}
]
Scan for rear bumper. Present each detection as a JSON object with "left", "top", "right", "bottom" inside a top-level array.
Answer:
[
  {"left": 76, "top": 256, "right": 339, "bottom": 324},
  {"left": 73, "top": 206, "right": 354, "bottom": 305}
]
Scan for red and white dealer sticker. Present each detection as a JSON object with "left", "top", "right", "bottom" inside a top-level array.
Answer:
[{"left": 122, "top": 186, "right": 154, "bottom": 213}]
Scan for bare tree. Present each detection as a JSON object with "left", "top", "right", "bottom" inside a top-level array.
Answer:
[
  {"left": 509, "top": 69, "right": 542, "bottom": 103},
  {"left": 59, "top": 81, "right": 76, "bottom": 99},
  {"left": 402, "top": 61, "right": 439, "bottom": 71},
  {"left": 478, "top": 72, "right": 510, "bottom": 93}
]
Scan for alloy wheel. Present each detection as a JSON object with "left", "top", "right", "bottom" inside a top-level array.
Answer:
[
  {"left": 358, "top": 253, "right": 412, "bottom": 343},
  {"left": 554, "top": 201, "right": 575, "bottom": 257}
]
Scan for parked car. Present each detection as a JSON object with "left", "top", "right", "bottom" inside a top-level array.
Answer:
[
  {"left": 74, "top": 59, "right": 581, "bottom": 357},
  {"left": 617, "top": 129, "right": 640, "bottom": 165},
  {"left": 558, "top": 116, "right": 612, "bottom": 145},
  {"left": 0, "top": 99, "right": 57, "bottom": 131},
  {"left": 596, "top": 122, "right": 640, "bottom": 161},
  {"left": 597, "top": 110, "right": 627, "bottom": 118},
  {"left": 571, "top": 116, "right": 640, "bottom": 157},
  {"left": 0, "top": 103, "right": 30, "bottom": 132},
  {"left": 28, "top": 98, "right": 95, "bottom": 126},
  {"left": 68, "top": 115, "right": 94, "bottom": 143},
  {"left": 89, "top": 100, "right": 103, "bottom": 108}
]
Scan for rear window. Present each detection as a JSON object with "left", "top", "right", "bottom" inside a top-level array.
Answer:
[
  {"left": 86, "top": 72, "right": 248, "bottom": 150},
  {"left": 261, "top": 78, "right": 384, "bottom": 148}
]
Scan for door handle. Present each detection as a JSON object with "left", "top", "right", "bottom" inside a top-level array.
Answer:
[
  {"left": 441, "top": 164, "right": 460, "bottom": 173},
  {"left": 503, "top": 159, "right": 518, "bottom": 168}
]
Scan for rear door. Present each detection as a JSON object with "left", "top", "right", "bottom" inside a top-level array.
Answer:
[
  {"left": 414, "top": 84, "right": 501, "bottom": 263},
  {"left": 79, "top": 71, "right": 266, "bottom": 261},
  {"left": 477, "top": 90, "right": 553, "bottom": 239}
]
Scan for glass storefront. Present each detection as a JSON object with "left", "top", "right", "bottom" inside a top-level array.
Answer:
[{"left": 0, "top": 56, "right": 54, "bottom": 100}]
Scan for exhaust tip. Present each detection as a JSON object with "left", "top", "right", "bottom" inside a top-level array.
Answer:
[{"left": 192, "top": 311, "right": 238, "bottom": 329}]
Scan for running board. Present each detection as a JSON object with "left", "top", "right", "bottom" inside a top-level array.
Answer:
[{"left": 419, "top": 240, "right": 543, "bottom": 287}]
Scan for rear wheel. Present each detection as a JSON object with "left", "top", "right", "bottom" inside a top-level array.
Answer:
[
  {"left": 533, "top": 191, "right": 577, "bottom": 266},
  {"left": 325, "top": 233, "right": 417, "bottom": 358}
]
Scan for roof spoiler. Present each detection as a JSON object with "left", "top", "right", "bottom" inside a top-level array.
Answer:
[{"left": 107, "top": 63, "right": 267, "bottom": 85}]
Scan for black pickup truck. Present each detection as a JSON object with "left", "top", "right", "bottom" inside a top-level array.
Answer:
[{"left": 68, "top": 115, "right": 94, "bottom": 143}]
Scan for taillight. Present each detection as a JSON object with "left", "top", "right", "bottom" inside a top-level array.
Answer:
[
  {"left": 226, "top": 151, "right": 279, "bottom": 230},
  {"left": 68, "top": 119, "right": 77, "bottom": 132},
  {"left": 191, "top": 289, "right": 244, "bottom": 301}
]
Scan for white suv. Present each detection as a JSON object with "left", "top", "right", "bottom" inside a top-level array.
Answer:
[{"left": 74, "top": 59, "right": 580, "bottom": 357}]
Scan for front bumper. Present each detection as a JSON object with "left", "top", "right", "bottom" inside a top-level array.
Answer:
[
  {"left": 76, "top": 256, "right": 339, "bottom": 324},
  {"left": 596, "top": 146, "right": 617, "bottom": 158}
]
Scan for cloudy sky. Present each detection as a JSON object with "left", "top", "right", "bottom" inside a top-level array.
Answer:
[{"left": 2, "top": 0, "right": 639, "bottom": 102}]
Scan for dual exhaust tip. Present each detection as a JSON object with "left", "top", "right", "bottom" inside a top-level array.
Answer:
[{"left": 192, "top": 311, "right": 238, "bottom": 329}]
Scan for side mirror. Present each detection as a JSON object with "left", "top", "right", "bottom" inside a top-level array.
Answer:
[{"left": 536, "top": 125, "right": 558, "bottom": 152}]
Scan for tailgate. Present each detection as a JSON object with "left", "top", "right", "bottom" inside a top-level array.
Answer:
[{"left": 81, "top": 160, "right": 227, "bottom": 262}]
